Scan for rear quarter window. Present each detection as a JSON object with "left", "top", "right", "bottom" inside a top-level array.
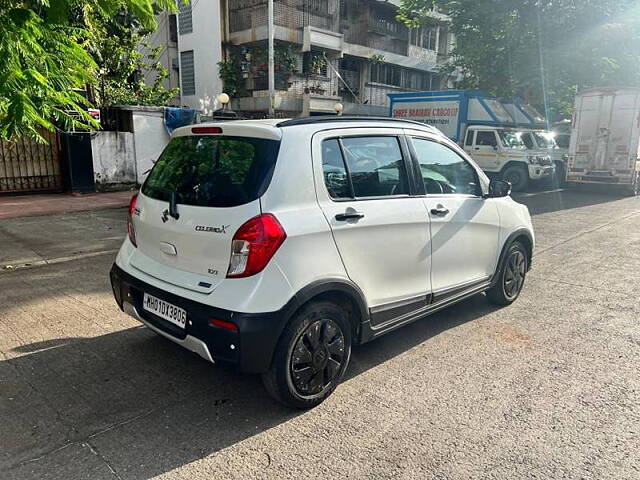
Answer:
[{"left": 142, "top": 135, "right": 280, "bottom": 208}]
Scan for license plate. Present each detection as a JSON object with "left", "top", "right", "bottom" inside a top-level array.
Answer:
[{"left": 142, "top": 293, "right": 187, "bottom": 329}]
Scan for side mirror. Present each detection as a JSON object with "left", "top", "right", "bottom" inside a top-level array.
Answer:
[
  {"left": 486, "top": 179, "right": 511, "bottom": 198},
  {"left": 492, "top": 144, "right": 498, "bottom": 151}
]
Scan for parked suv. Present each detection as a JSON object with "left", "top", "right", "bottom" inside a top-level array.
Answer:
[
  {"left": 110, "top": 117, "right": 534, "bottom": 408},
  {"left": 462, "top": 125, "right": 554, "bottom": 191}
]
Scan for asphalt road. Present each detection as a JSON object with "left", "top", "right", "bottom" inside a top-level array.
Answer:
[{"left": 1, "top": 187, "right": 639, "bottom": 479}]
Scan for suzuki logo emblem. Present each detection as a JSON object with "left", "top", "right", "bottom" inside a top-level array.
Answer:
[{"left": 161, "top": 210, "right": 169, "bottom": 223}]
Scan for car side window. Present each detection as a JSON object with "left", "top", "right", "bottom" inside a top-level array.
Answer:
[
  {"left": 412, "top": 138, "right": 481, "bottom": 196},
  {"left": 465, "top": 130, "right": 474, "bottom": 146},
  {"left": 475, "top": 131, "right": 497, "bottom": 147},
  {"left": 521, "top": 133, "right": 535, "bottom": 149},
  {"left": 340, "top": 136, "right": 409, "bottom": 198},
  {"left": 321, "top": 139, "right": 351, "bottom": 199}
]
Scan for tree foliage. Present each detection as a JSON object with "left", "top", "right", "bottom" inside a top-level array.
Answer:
[
  {"left": 398, "top": 0, "right": 640, "bottom": 119},
  {"left": 0, "top": 0, "right": 176, "bottom": 141},
  {"left": 92, "top": 10, "right": 179, "bottom": 107}
]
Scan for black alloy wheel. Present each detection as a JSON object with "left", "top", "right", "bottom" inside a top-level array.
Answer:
[
  {"left": 290, "top": 318, "right": 345, "bottom": 396},
  {"left": 262, "top": 300, "right": 352, "bottom": 409},
  {"left": 486, "top": 241, "right": 528, "bottom": 306}
]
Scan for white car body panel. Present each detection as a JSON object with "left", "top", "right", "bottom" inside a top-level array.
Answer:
[
  {"left": 310, "top": 127, "right": 432, "bottom": 309},
  {"left": 115, "top": 118, "right": 534, "bottom": 319},
  {"left": 424, "top": 195, "right": 500, "bottom": 293}
]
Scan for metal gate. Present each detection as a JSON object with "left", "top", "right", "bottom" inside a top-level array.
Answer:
[{"left": 0, "top": 129, "right": 63, "bottom": 193}]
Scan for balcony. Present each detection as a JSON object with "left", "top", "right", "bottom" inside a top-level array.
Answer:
[
  {"left": 302, "top": 26, "right": 343, "bottom": 53},
  {"left": 366, "top": 16, "right": 409, "bottom": 41},
  {"left": 229, "top": 0, "right": 338, "bottom": 35}
]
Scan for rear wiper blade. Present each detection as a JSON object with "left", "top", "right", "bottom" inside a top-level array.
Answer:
[{"left": 158, "top": 188, "right": 180, "bottom": 220}]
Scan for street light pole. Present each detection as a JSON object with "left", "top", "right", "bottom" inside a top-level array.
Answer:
[{"left": 268, "top": 0, "right": 275, "bottom": 117}]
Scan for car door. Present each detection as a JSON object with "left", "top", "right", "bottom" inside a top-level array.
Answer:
[
  {"left": 408, "top": 134, "right": 500, "bottom": 300},
  {"left": 521, "top": 131, "right": 536, "bottom": 151},
  {"left": 313, "top": 129, "right": 432, "bottom": 326},
  {"left": 469, "top": 130, "right": 501, "bottom": 172}
]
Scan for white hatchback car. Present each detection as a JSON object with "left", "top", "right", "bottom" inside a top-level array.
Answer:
[{"left": 110, "top": 117, "right": 534, "bottom": 408}]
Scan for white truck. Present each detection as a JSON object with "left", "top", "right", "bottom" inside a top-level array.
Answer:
[
  {"left": 567, "top": 87, "right": 640, "bottom": 195},
  {"left": 389, "top": 90, "right": 554, "bottom": 191}
]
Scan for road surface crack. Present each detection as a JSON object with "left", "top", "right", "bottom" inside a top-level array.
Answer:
[
  {"left": 85, "top": 441, "right": 123, "bottom": 480},
  {"left": 8, "top": 409, "right": 155, "bottom": 473}
]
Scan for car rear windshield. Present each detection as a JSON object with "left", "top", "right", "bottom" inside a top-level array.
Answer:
[{"left": 142, "top": 135, "right": 280, "bottom": 208}]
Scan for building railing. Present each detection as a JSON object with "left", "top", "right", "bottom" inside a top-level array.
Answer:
[
  {"left": 366, "top": 15, "right": 409, "bottom": 41},
  {"left": 229, "top": 0, "right": 338, "bottom": 33}
]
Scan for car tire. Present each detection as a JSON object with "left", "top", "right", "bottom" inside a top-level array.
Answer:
[
  {"left": 486, "top": 241, "right": 528, "bottom": 306},
  {"left": 262, "top": 300, "right": 352, "bottom": 409},
  {"left": 502, "top": 165, "right": 529, "bottom": 192}
]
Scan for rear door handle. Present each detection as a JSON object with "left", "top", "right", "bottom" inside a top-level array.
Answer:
[
  {"left": 335, "top": 211, "right": 365, "bottom": 221},
  {"left": 430, "top": 205, "right": 449, "bottom": 216}
]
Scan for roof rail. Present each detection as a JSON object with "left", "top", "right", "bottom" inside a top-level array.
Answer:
[{"left": 275, "top": 115, "right": 436, "bottom": 129}]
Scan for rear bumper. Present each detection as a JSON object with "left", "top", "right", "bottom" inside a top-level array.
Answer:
[
  {"left": 566, "top": 175, "right": 633, "bottom": 185},
  {"left": 110, "top": 264, "right": 290, "bottom": 373}
]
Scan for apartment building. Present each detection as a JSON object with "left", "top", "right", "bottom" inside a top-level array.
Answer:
[
  {"left": 139, "top": 11, "right": 181, "bottom": 106},
  {"left": 166, "top": 0, "right": 454, "bottom": 117}
]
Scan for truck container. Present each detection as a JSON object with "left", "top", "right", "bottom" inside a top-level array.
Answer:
[
  {"left": 567, "top": 87, "right": 640, "bottom": 194},
  {"left": 389, "top": 90, "right": 554, "bottom": 191}
]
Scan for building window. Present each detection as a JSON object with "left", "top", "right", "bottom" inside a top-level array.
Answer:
[
  {"left": 180, "top": 50, "right": 196, "bottom": 96},
  {"left": 168, "top": 14, "right": 178, "bottom": 43},
  {"left": 338, "top": 56, "right": 361, "bottom": 99},
  {"left": 303, "top": 52, "right": 328, "bottom": 77},
  {"left": 370, "top": 63, "right": 402, "bottom": 87},
  {"left": 410, "top": 25, "right": 438, "bottom": 51},
  {"left": 178, "top": 0, "right": 193, "bottom": 35},
  {"left": 370, "top": 63, "right": 433, "bottom": 91},
  {"left": 297, "top": 0, "right": 330, "bottom": 16},
  {"left": 438, "top": 27, "right": 449, "bottom": 55},
  {"left": 406, "top": 70, "right": 432, "bottom": 90}
]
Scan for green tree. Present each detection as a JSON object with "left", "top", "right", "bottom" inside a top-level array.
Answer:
[
  {"left": 0, "top": 0, "right": 176, "bottom": 141},
  {"left": 92, "top": 10, "right": 179, "bottom": 107},
  {"left": 398, "top": 0, "right": 640, "bottom": 119}
]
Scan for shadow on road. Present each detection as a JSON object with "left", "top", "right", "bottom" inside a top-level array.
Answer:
[
  {"left": 1, "top": 278, "right": 498, "bottom": 478},
  {"left": 512, "top": 184, "right": 632, "bottom": 216}
]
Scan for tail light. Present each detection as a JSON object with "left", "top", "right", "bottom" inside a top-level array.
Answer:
[
  {"left": 192, "top": 126, "right": 222, "bottom": 134},
  {"left": 227, "top": 214, "right": 286, "bottom": 278},
  {"left": 127, "top": 193, "right": 138, "bottom": 247}
]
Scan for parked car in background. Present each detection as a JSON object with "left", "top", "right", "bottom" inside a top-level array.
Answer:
[
  {"left": 110, "top": 116, "right": 535, "bottom": 408},
  {"left": 520, "top": 129, "right": 568, "bottom": 184},
  {"left": 390, "top": 90, "right": 553, "bottom": 191},
  {"left": 567, "top": 87, "right": 640, "bottom": 195},
  {"left": 461, "top": 126, "right": 554, "bottom": 191}
]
